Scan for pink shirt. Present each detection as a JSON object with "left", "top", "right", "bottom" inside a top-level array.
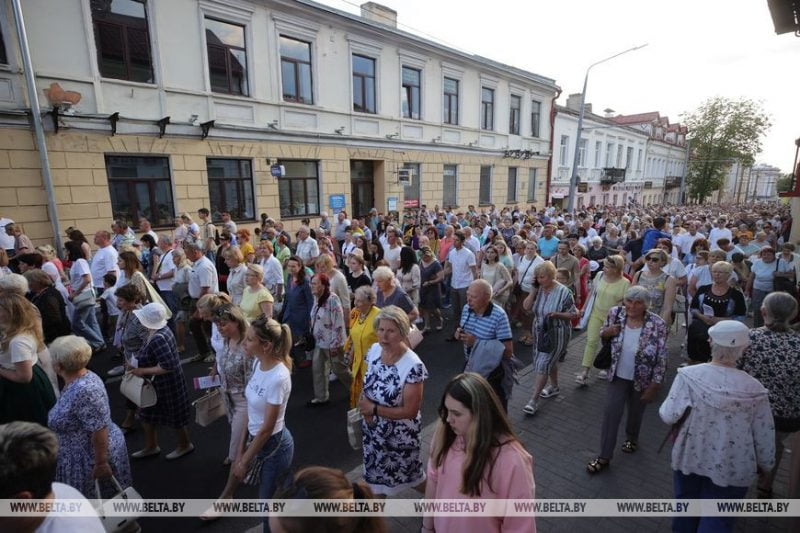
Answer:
[{"left": 427, "top": 436, "right": 536, "bottom": 533}]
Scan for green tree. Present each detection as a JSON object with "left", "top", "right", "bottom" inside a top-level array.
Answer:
[
  {"left": 776, "top": 173, "right": 793, "bottom": 194},
  {"left": 682, "top": 97, "right": 771, "bottom": 203}
]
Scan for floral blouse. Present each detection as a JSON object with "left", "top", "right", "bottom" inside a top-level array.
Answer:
[
  {"left": 217, "top": 339, "right": 252, "bottom": 395},
  {"left": 603, "top": 306, "right": 667, "bottom": 391},
  {"left": 311, "top": 292, "right": 346, "bottom": 349},
  {"left": 739, "top": 328, "right": 800, "bottom": 422}
]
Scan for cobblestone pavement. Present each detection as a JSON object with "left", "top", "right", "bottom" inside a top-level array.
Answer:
[{"left": 357, "top": 322, "right": 796, "bottom": 533}]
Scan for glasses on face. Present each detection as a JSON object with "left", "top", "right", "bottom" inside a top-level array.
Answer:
[{"left": 646, "top": 256, "right": 661, "bottom": 263}]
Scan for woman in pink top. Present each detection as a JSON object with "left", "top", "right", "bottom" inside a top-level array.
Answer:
[{"left": 423, "top": 373, "right": 536, "bottom": 533}]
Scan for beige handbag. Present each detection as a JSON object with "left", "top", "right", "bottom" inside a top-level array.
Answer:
[
  {"left": 193, "top": 388, "right": 226, "bottom": 427},
  {"left": 407, "top": 325, "right": 424, "bottom": 349},
  {"left": 120, "top": 372, "right": 157, "bottom": 408},
  {"left": 94, "top": 476, "right": 142, "bottom": 533},
  {"left": 133, "top": 271, "right": 173, "bottom": 319}
]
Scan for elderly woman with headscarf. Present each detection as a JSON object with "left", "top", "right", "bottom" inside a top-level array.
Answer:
[
  {"left": 738, "top": 292, "right": 800, "bottom": 500},
  {"left": 587, "top": 286, "right": 668, "bottom": 474},
  {"left": 660, "top": 320, "right": 775, "bottom": 533}
]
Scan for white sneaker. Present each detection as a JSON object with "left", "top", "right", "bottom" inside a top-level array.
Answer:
[
  {"left": 107, "top": 365, "right": 125, "bottom": 377},
  {"left": 328, "top": 372, "right": 338, "bottom": 382},
  {"left": 598, "top": 370, "right": 608, "bottom": 379},
  {"left": 522, "top": 400, "right": 539, "bottom": 416},
  {"left": 540, "top": 386, "right": 560, "bottom": 399}
]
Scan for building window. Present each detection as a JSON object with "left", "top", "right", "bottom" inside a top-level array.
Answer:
[
  {"left": 443, "top": 77, "right": 459, "bottom": 125},
  {"left": 637, "top": 149, "right": 643, "bottom": 171},
  {"left": 559, "top": 135, "right": 569, "bottom": 165},
  {"left": 578, "top": 139, "right": 587, "bottom": 167},
  {"left": 479, "top": 165, "right": 492, "bottom": 205},
  {"left": 91, "top": 0, "right": 154, "bottom": 83},
  {"left": 606, "top": 142, "right": 614, "bottom": 167},
  {"left": 207, "top": 159, "right": 254, "bottom": 222},
  {"left": 527, "top": 168, "right": 537, "bottom": 202},
  {"left": 403, "top": 163, "right": 421, "bottom": 208},
  {"left": 278, "top": 160, "right": 319, "bottom": 218},
  {"left": 106, "top": 156, "right": 173, "bottom": 228},
  {"left": 626, "top": 147, "right": 634, "bottom": 169},
  {"left": 616, "top": 145, "right": 624, "bottom": 167},
  {"left": 509, "top": 95, "right": 521, "bottom": 135},
  {"left": 205, "top": 18, "right": 248, "bottom": 95},
  {"left": 352, "top": 54, "right": 376, "bottom": 113},
  {"left": 443, "top": 164, "right": 457, "bottom": 207},
  {"left": 481, "top": 87, "right": 494, "bottom": 130},
  {"left": 531, "top": 100, "right": 541, "bottom": 137},
  {"left": 507, "top": 167, "right": 517, "bottom": 202},
  {"left": 401, "top": 66, "right": 421, "bottom": 119},
  {"left": 594, "top": 141, "right": 602, "bottom": 168},
  {"left": 280, "top": 36, "right": 312, "bottom": 104}
]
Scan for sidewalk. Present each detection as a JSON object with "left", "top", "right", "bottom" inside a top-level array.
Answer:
[{"left": 361, "top": 323, "right": 795, "bottom": 533}]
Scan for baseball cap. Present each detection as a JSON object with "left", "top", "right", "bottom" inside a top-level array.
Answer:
[{"left": 708, "top": 320, "right": 750, "bottom": 348}]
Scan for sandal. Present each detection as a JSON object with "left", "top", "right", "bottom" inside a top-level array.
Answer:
[
  {"left": 621, "top": 440, "right": 637, "bottom": 454},
  {"left": 586, "top": 458, "right": 609, "bottom": 474},
  {"left": 575, "top": 374, "right": 589, "bottom": 387},
  {"left": 518, "top": 336, "right": 534, "bottom": 347}
]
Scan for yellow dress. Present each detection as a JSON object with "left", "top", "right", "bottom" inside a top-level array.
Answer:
[
  {"left": 346, "top": 306, "right": 380, "bottom": 408},
  {"left": 239, "top": 242, "right": 255, "bottom": 262}
]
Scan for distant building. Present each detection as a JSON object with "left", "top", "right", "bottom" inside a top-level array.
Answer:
[{"left": 717, "top": 162, "right": 781, "bottom": 203}]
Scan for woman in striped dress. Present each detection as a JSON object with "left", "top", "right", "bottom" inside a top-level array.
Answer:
[{"left": 522, "top": 261, "right": 578, "bottom": 416}]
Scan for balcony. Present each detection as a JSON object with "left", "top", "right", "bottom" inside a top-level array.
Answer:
[
  {"left": 664, "top": 175, "right": 681, "bottom": 189},
  {"left": 557, "top": 167, "right": 571, "bottom": 182},
  {"left": 600, "top": 167, "right": 626, "bottom": 185}
]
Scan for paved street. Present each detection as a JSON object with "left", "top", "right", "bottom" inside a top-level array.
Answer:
[{"left": 89, "top": 311, "right": 795, "bottom": 533}]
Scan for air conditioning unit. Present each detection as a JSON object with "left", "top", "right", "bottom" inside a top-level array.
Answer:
[{"left": 397, "top": 168, "right": 412, "bottom": 185}]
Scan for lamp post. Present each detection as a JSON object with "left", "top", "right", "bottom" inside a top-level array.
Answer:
[{"left": 566, "top": 44, "right": 648, "bottom": 213}]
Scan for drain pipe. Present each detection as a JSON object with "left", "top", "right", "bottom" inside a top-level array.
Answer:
[{"left": 11, "top": 0, "right": 63, "bottom": 256}]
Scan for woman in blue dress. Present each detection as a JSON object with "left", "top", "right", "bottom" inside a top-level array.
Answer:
[
  {"left": 48, "top": 335, "right": 131, "bottom": 498},
  {"left": 281, "top": 256, "right": 314, "bottom": 368}
]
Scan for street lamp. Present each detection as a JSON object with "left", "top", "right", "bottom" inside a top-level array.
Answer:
[{"left": 566, "top": 44, "right": 648, "bottom": 213}]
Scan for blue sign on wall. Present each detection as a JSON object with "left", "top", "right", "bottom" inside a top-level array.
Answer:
[{"left": 329, "top": 194, "right": 346, "bottom": 214}]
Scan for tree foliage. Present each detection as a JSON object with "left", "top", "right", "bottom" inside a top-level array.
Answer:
[
  {"left": 682, "top": 97, "right": 771, "bottom": 203},
  {"left": 776, "top": 173, "right": 793, "bottom": 194}
]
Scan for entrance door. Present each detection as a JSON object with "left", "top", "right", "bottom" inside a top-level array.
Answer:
[{"left": 350, "top": 160, "right": 374, "bottom": 217}]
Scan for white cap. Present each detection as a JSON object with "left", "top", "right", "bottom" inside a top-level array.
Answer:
[
  {"left": 708, "top": 320, "right": 750, "bottom": 348},
  {"left": 589, "top": 260, "right": 600, "bottom": 272},
  {"left": 133, "top": 302, "right": 168, "bottom": 331}
]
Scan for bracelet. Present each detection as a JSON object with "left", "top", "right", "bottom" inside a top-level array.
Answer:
[{"left": 372, "top": 403, "right": 379, "bottom": 417}]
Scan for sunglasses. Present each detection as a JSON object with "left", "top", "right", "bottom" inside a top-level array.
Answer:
[{"left": 646, "top": 256, "right": 661, "bottom": 262}]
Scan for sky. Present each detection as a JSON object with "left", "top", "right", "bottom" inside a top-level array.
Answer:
[{"left": 320, "top": 0, "right": 799, "bottom": 173}]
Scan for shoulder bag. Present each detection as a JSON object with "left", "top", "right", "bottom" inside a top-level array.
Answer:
[
  {"left": 72, "top": 288, "right": 96, "bottom": 310},
  {"left": 120, "top": 372, "right": 157, "bottom": 408},
  {"left": 407, "top": 324, "right": 424, "bottom": 349},
  {"left": 94, "top": 476, "right": 142, "bottom": 533},
  {"left": 593, "top": 307, "right": 623, "bottom": 370},
  {"left": 774, "top": 258, "right": 797, "bottom": 295},
  {"left": 346, "top": 407, "right": 363, "bottom": 450},
  {"left": 133, "top": 271, "right": 173, "bottom": 319},
  {"left": 193, "top": 388, "right": 226, "bottom": 427}
]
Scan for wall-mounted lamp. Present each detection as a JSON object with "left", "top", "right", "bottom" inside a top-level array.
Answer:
[
  {"left": 432, "top": 136, "right": 441, "bottom": 143},
  {"left": 268, "top": 120, "right": 279, "bottom": 130},
  {"left": 386, "top": 133, "right": 399, "bottom": 139},
  {"left": 335, "top": 126, "right": 345, "bottom": 135}
]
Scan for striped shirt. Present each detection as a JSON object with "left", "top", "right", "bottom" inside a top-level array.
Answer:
[{"left": 459, "top": 303, "right": 513, "bottom": 348}]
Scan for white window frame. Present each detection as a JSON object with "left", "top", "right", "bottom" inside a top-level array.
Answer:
[
  {"left": 507, "top": 166, "right": 518, "bottom": 203},
  {"left": 527, "top": 167, "right": 537, "bottom": 202},
  {"left": 578, "top": 139, "right": 587, "bottom": 167},
  {"left": 398, "top": 50, "right": 427, "bottom": 121},
  {"left": 272, "top": 13, "right": 321, "bottom": 106},
  {"left": 443, "top": 164, "right": 458, "bottom": 207},
  {"left": 559, "top": 135, "right": 569, "bottom": 165},
  {"left": 348, "top": 35, "right": 382, "bottom": 116},
  {"left": 530, "top": 99, "right": 542, "bottom": 138},
  {"left": 479, "top": 165, "right": 492, "bottom": 205},
  {"left": 441, "top": 63, "right": 463, "bottom": 127},
  {"left": 594, "top": 141, "right": 602, "bottom": 168},
  {"left": 199, "top": 0, "right": 257, "bottom": 97}
]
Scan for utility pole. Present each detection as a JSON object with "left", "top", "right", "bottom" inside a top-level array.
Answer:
[{"left": 678, "top": 138, "right": 690, "bottom": 204}]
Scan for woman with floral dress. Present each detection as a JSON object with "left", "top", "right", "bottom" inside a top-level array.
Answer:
[
  {"left": 358, "top": 305, "right": 428, "bottom": 496},
  {"left": 48, "top": 335, "right": 131, "bottom": 498}
]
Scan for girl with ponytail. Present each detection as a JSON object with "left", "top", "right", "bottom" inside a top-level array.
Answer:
[{"left": 202, "top": 316, "right": 294, "bottom": 527}]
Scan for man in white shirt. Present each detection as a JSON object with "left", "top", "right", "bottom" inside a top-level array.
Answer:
[
  {"left": 382, "top": 229, "right": 403, "bottom": 272},
  {"left": 443, "top": 230, "right": 477, "bottom": 340},
  {"left": 708, "top": 218, "right": 733, "bottom": 249},
  {"left": 197, "top": 208, "right": 218, "bottom": 260},
  {"left": 91, "top": 231, "right": 119, "bottom": 293},
  {"left": 0, "top": 216, "right": 15, "bottom": 256},
  {"left": 334, "top": 211, "right": 351, "bottom": 252},
  {"left": 221, "top": 211, "right": 237, "bottom": 235},
  {"left": 138, "top": 217, "right": 158, "bottom": 242},
  {"left": 295, "top": 226, "right": 319, "bottom": 267},
  {"left": 185, "top": 241, "right": 218, "bottom": 361},
  {"left": 0, "top": 422, "right": 105, "bottom": 533},
  {"left": 676, "top": 221, "right": 703, "bottom": 261},
  {"left": 462, "top": 227, "right": 481, "bottom": 254}
]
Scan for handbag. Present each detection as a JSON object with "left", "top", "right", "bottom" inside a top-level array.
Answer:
[
  {"left": 774, "top": 259, "right": 797, "bottom": 295},
  {"left": 94, "top": 476, "right": 142, "bottom": 533},
  {"left": 134, "top": 272, "right": 173, "bottom": 319},
  {"left": 593, "top": 307, "right": 623, "bottom": 370},
  {"left": 346, "top": 407, "right": 363, "bottom": 450},
  {"left": 299, "top": 306, "right": 319, "bottom": 350},
  {"left": 407, "top": 324, "right": 424, "bottom": 349},
  {"left": 536, "top": 318, "right": 552, "bottom": 352},
  {"left": 72, "top": 288, "right": 96, "bottom": 310},
  {"left": 193, "top": 388, "right": 226, "bottom": 427},
  {"left": 120, "top": 372, "right": 157, "bottom": 408}
]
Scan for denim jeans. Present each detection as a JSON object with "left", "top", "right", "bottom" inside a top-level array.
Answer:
[
  {"left": 672, "top": 470, "right": 748, "bottom": 533},
  {"left": 259, "top": 429, "right": 294, "bottom": 532},
  {"left": 72, "top": 302, "right": 105, "bottom": 349}
]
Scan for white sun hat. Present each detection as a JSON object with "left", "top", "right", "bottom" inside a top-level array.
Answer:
[
  {"left": 708, "top": 320, "right": 750, "bottom": 348},
  {"left": 133, "top": 302, "right": 168, "bottom": 330}
]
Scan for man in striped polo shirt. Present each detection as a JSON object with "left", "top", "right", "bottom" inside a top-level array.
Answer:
[{"left": 455, "top": 279, "right": 514, "bottom": 408}]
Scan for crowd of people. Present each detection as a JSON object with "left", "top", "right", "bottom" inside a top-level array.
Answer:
[{"left": 1, "top": 200, "right": 799, "bottom": 532}]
